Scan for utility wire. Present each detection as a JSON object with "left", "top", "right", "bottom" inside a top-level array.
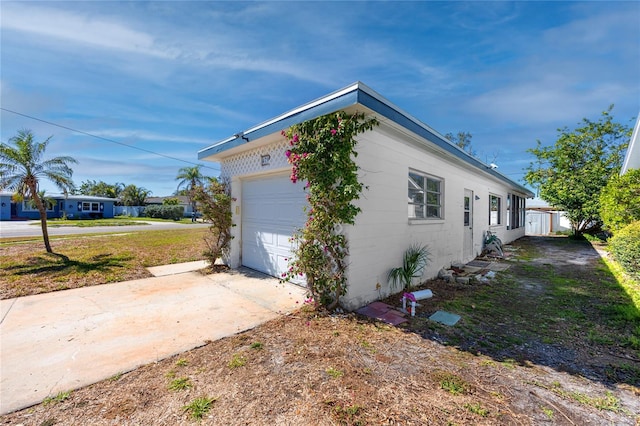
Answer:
[{"left": 1, "top": 107, "right": 219, "bottom": 171}]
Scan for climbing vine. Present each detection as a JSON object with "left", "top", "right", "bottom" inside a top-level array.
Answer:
[{"left": 281, "top": 111, "right": 378, "bottom": 309}]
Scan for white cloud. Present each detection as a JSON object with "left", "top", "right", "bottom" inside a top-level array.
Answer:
[{"left": 1, "top": 3, "right": 175, "bottom": 59}]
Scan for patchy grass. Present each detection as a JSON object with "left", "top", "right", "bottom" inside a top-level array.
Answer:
[
  {"left": 44, "top": 217, "right": 197, "bottom": 227},
  {"left": 2, "top": 235, "right": 639, "bottom": 425},
  {"left": 0, "top": 228, "right": 208, "bottom": 299},
  {"left": 167, "top": 377, "right": 192, "bottom": 391},
  {"left": 182, "top": 396, "right": 216, "bottom": 420},
  {"left": 42, "top": 391, "right": 71, "bottom": 406},
  {"left": 408, "top": 236, "right": 640, "bottom": 388}
]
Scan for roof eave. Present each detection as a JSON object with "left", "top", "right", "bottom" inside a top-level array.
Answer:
[{"left": 198, "top": 82, "right": 534, "bottom": 198}]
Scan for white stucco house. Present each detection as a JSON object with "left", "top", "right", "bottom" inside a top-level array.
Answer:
[
  {"left": 621, "top": 113, "right": 639, "bottom": 175},
  {"left": 198, "top": 82, "right": 534, "bottom": 310}
]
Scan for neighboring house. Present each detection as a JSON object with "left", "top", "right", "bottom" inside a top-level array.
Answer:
[
  {"left": 10, "top": 194, "right": 116, "bottom": 220},
  {"left": 0, "top": 192, "right": 12, "bottom": 221},
  {"left": 198, "top": 82, "right": 534, "bottom": 310},
  {"left": 525, "top": 198, "right": 571, "bottom": 236},
  {"left": 621, "top": 113, "right": 640, "bottom": 175}
]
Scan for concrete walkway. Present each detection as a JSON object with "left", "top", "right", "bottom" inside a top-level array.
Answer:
[{"left": 0, "top": 264, "right": 307, "bottom": 415}]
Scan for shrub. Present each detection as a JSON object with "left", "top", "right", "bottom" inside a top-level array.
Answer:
[
  {"left": 600, "top": 169, "right": 640, "bottom": 232},
  {"left": 143, "top": 205, "right": 184, "bottom": 220},
  {"left": 609, "top": 221, "right": 640, "bottom": 280}
]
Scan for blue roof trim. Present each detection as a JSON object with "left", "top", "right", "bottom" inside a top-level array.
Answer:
[
  {"left": 354, "top": 88, "right": 533, "bottom": 196},
  {"left": 198, "top": 82, "right": 534, "bottom": 197},
  {"left": 197, "top": 89, "right": 360, "bottom": 159}
]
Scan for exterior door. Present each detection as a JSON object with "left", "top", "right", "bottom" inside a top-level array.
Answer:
[
  {"left": 241, "top": 173, "right": 307, "bottom": 283},
  {"left": 463, "top": 189, "right": 474, "bottom": 260}
]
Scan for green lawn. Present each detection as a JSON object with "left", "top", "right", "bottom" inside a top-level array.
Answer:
[
  {"left": 42, "top": 216, "right": 197, "bottom": 227},
  {"left": 0, "top": 228, "right": 209, "bottom": 299}
]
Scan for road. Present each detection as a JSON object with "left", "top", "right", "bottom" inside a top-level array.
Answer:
[{"left": 0, "top": 220, "right": 210, "bottom": 238}]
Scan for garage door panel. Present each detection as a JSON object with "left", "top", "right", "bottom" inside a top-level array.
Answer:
[{"left": 242, "top": 174, "right": 307, "bottom": 284}]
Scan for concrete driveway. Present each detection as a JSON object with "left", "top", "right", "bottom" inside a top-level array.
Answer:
[{"left": 0, "top": 265, "right": 307, "bottom": 415}]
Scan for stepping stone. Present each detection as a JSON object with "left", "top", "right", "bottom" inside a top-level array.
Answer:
[{"left": 429, "top": 310, "right": 461, "bottom": 326}]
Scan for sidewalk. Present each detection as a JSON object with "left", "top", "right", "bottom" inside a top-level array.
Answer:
[{"left": 0, "top": 263, "right": 306, "bottom": 415}]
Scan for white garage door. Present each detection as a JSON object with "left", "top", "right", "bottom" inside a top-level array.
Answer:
[{"left": 242, "top": 173, "right": 307, "bottom": 282}]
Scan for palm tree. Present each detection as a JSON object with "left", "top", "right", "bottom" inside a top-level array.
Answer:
[
  {"left": 120, "top": 184, "right": 152, "bottom": 206},
  {"left": 0, "top": 129, "right": 77, "bottom": 253},
  {"left": 176, "top": 165, "right": 204, "bottom": 214}
]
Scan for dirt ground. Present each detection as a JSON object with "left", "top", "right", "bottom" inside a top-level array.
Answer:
[{"left": 2, "top": 236, "right": 639, "bottom": 425}]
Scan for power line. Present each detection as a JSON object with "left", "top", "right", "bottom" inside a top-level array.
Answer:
[{"left": 1, "top": 107, "right": 219, "bottom": 171}]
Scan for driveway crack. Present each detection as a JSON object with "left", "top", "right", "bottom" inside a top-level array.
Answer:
[{"left": 0, "top": 298, "right": 17, "bottom": 325}]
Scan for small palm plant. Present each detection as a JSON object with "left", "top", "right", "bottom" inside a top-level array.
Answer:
[{"left": 388, "top": 244, "right": 431, "bottom": 291}]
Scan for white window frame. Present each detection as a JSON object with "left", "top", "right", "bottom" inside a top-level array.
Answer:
[
  {"left": 81, "top": 202, "right": 101, "bottom": 212},
  {"left": 489, "top": 194, "right": 502, "bottom": 226},
  {"left": 408, "top": 169, "right": 443, "bottom": 220}
]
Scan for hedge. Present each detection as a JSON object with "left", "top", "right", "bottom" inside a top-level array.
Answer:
[
  {"left": 143, "top": 205, "right": 184, "bottom": 221},
  {"left": 609, "top": 221, "right": 640, "bottom": 280}
]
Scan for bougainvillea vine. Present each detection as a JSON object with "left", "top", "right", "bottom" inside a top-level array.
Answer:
[{"left": 280, "top": 111, "right": 378, "bottom": 309}]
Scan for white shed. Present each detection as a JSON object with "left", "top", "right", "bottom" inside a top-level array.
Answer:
[{"left": 198, "top": 82, "right": 534, "bottom": 310}]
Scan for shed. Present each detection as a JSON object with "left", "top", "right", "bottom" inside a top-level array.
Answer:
[{"left": 198, "top": 82, "right": 534, "bottom": 310}]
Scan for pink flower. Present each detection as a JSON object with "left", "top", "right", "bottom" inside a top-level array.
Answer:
[
  {"left": 292, "top": 134, "right": 299, "bottom": 143},
  {"left": 285, "top": 150, "right": 291, "bottom": 158},
  {"left": 331, "top": 129, "right": 337, "bottom": 135}
]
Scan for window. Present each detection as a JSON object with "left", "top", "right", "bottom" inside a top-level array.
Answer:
[
  {"left": 408, "top": 170, "right": 443, "bottom": 219},
  {"left": 81, "top": 202, "right": 101, "bottom": 212},
  {"left": 489, "top": 194, "right": 501, "bottom": 225},
  {"left": 507, "top": 193, "right": 526, "bottom": 230},
  {"left": 463, "top": 195, "right": 471, "bottom": 226},
  {"left": 22, "top": 199, "right": 54, "bottom": 212}
]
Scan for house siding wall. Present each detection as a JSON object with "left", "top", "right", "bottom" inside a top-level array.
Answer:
[
  {"left": 341, "top": 124, "right": 526, "bottom": 309},
  {"left": 213, "top": 124, "right": 528, "bottom": 311}
]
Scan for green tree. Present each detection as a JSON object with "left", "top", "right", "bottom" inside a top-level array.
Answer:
[
  {"left": 176, "top": 166, "right": 204, "bottom": 214},
  {"left": 75, "top": 179, "right": 124, "bottom": 199},
  {"left": 162, "top": 197, "right": 180, "bottom": 205},
  {"left": 524, "top": 107, "right": 632, "bottom": 234},
  {"left": 0, "top": 129, "right": 77, "bottom": 252},
  {"left": 600, "top": 169, "right": 640, "bottom": 232},
  {"left": 193, "top": 177, "right": 233, "bottom": 264},
  {"left": 445, "top": 131, "right": 475, "bottom": 156},
  {"left": 120, "top": 184, "right": 151, "bottom": 206}
]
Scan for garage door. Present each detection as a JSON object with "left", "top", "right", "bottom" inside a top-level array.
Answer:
[{"left": 242, "top": 173, "right": 307, "bottom": 283}]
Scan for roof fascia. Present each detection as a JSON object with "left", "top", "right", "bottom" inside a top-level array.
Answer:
[{"left": 199, "top": 82, "right": 534, "bottom": 197}]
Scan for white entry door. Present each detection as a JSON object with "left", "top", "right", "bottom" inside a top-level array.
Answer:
[
  {"left": 241, "top": 173, "right": 307, "bottom": 281},
  {"left": 463, "top": 189, "right": 474, "bottom": 260}
]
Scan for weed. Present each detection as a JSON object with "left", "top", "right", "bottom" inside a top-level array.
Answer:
[
  {"left": 541, "top": 406, "right": 554, "bottom": 419},
  {"left": 360, "top": 339, "right": 376, "bottom": 352},
  {"left": 250, "top": 342, "right": 264, "bottom": 350},
  {"left": 500, "top": 358, "right": 518, "bottom": 369},
  {"left": 464, "top": 402, "right": 489, "bottom": 417},
  {"left": 42, "top": 391, "right": 71, "bottom": 406},
  {"left": 436, "top": 372, "right": 468, "bottom": 395},
  {"left": 228, "top": 353, "right": 246, "bottom": 368},
  {"left": 183, "top": 396, "right": 217, "bottom": 420},
  {"left": 168, "top": 377, "right": 192, "bottom": 391},
  {"left": 109, "top": 372, "right": 123, "bottom": 381},
  {"left": 326, "top": 367, "right": 344, "bottom": 378},
  {"left": 165, "top": 369, "right": 177, "bottom": 379},
  {"left": 175, "top": 358, "right": 189, "bottom": 367}
]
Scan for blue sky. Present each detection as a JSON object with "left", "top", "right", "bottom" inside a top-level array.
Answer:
[{"left": 1, "top": 1, "right": 639, "bottom": 197}]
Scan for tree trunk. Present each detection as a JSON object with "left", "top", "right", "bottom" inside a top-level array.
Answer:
[{"left": 31, "top": 190, "right": 52, "bottom": 253}]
